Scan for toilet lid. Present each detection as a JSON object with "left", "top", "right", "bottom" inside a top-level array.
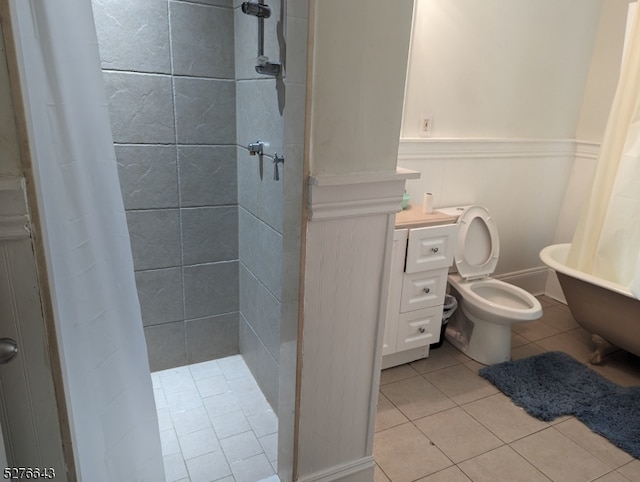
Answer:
[{"left": 454, "top": 206, "right": 499, "bottom": 280}]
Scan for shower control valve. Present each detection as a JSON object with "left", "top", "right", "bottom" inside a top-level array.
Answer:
[{"left": 248, "top": 141, "right": 264, "bottom": 156}]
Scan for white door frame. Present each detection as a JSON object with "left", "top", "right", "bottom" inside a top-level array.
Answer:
[{"left": 0, "top": 5, "right": 74, "bottom": 478}]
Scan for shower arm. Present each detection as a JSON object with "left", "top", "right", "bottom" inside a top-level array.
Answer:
[{"left": 241, "top": 1, "right": 281, "bottom": 76}]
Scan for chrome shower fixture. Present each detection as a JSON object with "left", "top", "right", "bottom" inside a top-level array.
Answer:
[
  {"left": 247, "top": 140, "right": 284, "bottom": 181},
  {"left": 272, "top": 154, "right": 284, "bottom": 181},
  {"left": 247, "top": 141, "right": 264, "bottom": 156},
  {"left": 241, "top": 1, "right": 281, "bottom": 77},
  {"left": 256, "top": 57, "right": 281, "bottom": 76},
  {"left": 241, "top": 2, "right": 271, "bottom": 18}
]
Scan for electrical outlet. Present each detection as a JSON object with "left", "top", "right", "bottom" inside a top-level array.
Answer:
[{"left": 419, "top": 114, "right": 433, "bottom": 137}]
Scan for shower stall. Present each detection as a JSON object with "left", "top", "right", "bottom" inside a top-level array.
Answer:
[
  {"left": 0, "top": 0, "right": 306, "bottom": 476},
  {"left": 92, "top": 0, "right": 287, "bottom": 411}
]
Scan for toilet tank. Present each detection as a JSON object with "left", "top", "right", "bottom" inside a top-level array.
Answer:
[{"left": 436, "top": 205, "right": 473, "bottom": 221}]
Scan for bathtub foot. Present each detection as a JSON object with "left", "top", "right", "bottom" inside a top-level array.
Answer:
[{"left": 589, "top": 334, "right": 616, "bottom": 365}]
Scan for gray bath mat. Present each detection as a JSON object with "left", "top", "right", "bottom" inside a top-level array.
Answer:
[{"left": 479, "top": 351, "right": 640, "bottom": 459}]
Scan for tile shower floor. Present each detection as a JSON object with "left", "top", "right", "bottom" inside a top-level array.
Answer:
[
  {"left": 374, "top": 296, "right": 640, "bottom": 482},
  {"left": 152, "top": 355, "right": 279, "bottom": 482}
]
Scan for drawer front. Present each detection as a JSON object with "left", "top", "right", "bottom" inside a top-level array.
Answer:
[
  {"left": 396, "top": 307, "right": 442, "bottom": 351},
  {"left": 400, "top": 269, "right": 447, "bottom": 313},
  {"left": 406, "top": 223, "right": 458, "bottom": 274},
  {"left": 383, "top": 229, "right": 408, "bottom": 357}
]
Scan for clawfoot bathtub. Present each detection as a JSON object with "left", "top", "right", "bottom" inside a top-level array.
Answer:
[{"left": 540, "top": 243, "right": 640, "bottom": 364}]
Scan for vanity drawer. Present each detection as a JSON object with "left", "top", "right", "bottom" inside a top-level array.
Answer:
[
  {"left": 396, "top": 306, "right": 442, "bottom": 351},
  {"left": 400, "top": 269, "right": 447, "bottom": 313},
  {"left": 405, "top": 223, "right": 458, "bottom": 274}
]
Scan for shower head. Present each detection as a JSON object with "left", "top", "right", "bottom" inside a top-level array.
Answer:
[{"left": 241, "top": 2, "right": 271, "bottom": 18}]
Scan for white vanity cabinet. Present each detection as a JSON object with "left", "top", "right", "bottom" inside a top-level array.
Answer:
[{"left": 382, "top": 209, "right": 458, "bottom": 369}]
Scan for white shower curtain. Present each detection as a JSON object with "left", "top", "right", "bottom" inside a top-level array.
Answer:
[
  {"left": 567, "top": 3, "right": 640, "bottom": 299},
  {"left": 7, "top": 0, "right": 164, "bottom": 480}
]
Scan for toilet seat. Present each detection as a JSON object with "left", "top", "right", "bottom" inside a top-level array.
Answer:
[
  {"left": 448, "top": 274, "right": 542, "bottom": 323},
  {"left": 454, "top": 206, "right": 499, "bottom": 280}
]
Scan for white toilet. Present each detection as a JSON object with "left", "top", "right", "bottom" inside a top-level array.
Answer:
[{"left": 440, "top": 205, "right": 542, "bottom": 365}]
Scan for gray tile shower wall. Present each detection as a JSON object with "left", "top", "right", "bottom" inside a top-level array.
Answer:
[
  {"left": 235, "top": 0, "right": 285, "bottom": 410},
  {"left": 92, "top": 0, "right": 172, "bottom": 74},
  {"left": 115, "top": 145, "right": 179, "bottom": 210},
  {"left": 178, "top": 146, "right": 237, "bottom": 207},
  {"left": 169, "top": 2, "right": 235, "bottom": 78},
  {"left": 174, "top": 77, "right": 236, "bottom": 144},
  {"left": 93, "top": 0, "right": 239, "bottom": 370},
  {"left": 103, "top": 72, "right": 176, "bottom": 144}
]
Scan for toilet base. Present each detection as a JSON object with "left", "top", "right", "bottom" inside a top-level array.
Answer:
[{"left": 444, "top": 304, "right": 512, "bottom": 365}]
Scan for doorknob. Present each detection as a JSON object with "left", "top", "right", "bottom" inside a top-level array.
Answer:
[{"left": 0, "top": 338, "right": 18, "bottom": 364}]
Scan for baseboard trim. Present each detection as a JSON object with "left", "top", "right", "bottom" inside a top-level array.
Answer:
[
  {"left": 542, "top": 267, "right": 568, "bottom": 303},
  {"left": 297, "top": 456, "right": 375, "bottom": 482},
  {"left": 495, "top": 266, "right": 548, "bottom": 296},
  {"left": 382, "top": 346, "right": 429, "bottom": 370}
]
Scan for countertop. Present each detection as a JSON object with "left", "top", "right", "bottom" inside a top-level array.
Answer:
[{"left": 395, "top": 204, "right": 456, "bottom": 229}]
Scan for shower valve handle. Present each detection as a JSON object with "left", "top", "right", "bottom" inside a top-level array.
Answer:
[{"left": 273, "top": 154, "right": 284, "bottom": 181}]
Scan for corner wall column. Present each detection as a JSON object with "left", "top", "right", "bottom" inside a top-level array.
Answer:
[{"left": 296, "top": 171, "right": 415, "bottom": 482}]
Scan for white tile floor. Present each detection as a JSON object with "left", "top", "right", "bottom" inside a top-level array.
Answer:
[
  {"left": 374, "top": 296, "right": 640, "bottom": 481},
  {"left": 152, "top": 355, "right": 279, "bottom": 482}
]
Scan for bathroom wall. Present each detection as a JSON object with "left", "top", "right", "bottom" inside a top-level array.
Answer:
[
  {"left": 93, "top": 0, "right": 239, "bottom": 371},
  {"left": 553, "top": 0, "right": 631, "bottom": 245},
  {"left": 575, "top": 1, "right": 629, "bottom": 144},
  {"left": 398, "top": 0, "right": 607, "bottom": 289},
  {"left": 308, "top": 2, "right": 413, "bottom": 176},
  {"left": 402, "top": 0, "right": 602, "bottom": 139},
  {"left": 235, "top": 0, "right": 284, "bottom": 410}
]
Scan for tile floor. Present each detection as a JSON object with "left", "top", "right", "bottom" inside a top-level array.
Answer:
[
  {"left": 374, "top": 295, "right": 640, "bottom": 482},
  {"left": 153, "top": 296, "right": 640, "bottom": 482},
  {"left": 152, "top": 355, "right": 279, "bottom": 482}
]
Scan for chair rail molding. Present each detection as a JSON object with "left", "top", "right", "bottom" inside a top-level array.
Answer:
[
  {"left": 0, "top": 177, "right": 30, "bottom": 241},
  {"left": 575, "top": 139, "right": 601, "bottom": 161},
  {"left": 307, "top": 168, "right": 419, "bottom": 221},
  {"left": 398, "top": 137, "right": 576, "bottom": 161}
]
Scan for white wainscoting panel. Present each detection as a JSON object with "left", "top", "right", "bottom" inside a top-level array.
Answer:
[
  {"left": 397, "top": 137, "right": 577, "bottom": 293},
  {"left": 297, "top": 171, "right": 410, "bottom": 481},
  {"left": 552, "top": 139, "right": 600, "bottom": 244},
  {"left": 545, "top": 139, "right": 601, "bottom": 300},
  {"left": 0, "top": 177, "right": 67, "bottom": 474}
]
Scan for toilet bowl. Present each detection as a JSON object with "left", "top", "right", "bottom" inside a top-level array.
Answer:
[{"left": 440, "top": 205, "right": 542, "bottom": 365}]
